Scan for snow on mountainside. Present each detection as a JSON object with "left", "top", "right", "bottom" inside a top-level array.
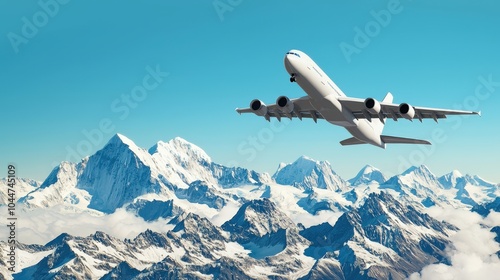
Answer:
[
  {"left": 273, "top": 156, "right": 349, "bottom": 192},
  {"left": 348, "top": 164, "right": 387, "bottom": 186},
  {"left": 15, "top": 134, "right": 497, "bottom": 216},
  {"left": 150, "top": 136, "right": 269, "bottom": 189},
  {"left": 77, "top": 134, "right": 165, "bottom": 213},
  {"left": 222, "top": 199, "right": 305, "bottom": 256},
  {"left": 3, "top": 191, "right": 466, "bottom": 280},
  {"left": 175, "top": 180, "right": 227, "bottom": 209},
  {"left": 19, "top": 161, "right": 92, "bottom": 211},
  {"left": 300, "top": 192, "right": 456, "bottom": 279},
  {"left": 0, "top": 177, "right": 39, "bottom": 205},
  {"left": 379, "top": 165, "right": 499, "bottom": 209},
  {"left": 12, "top": 231, "right": 174, "bottom": 279},
  {"left": 439, "top": 171, "right": 499, "bottom": 205},
  {"left": 18, "top": 134, "right": 270, "bottom": 214},
  {"left": 2, "top": 133, "right": 499, "bottom": 280},
  {"left": 5, "top": 209, "right": 309, "bottom": 279}
]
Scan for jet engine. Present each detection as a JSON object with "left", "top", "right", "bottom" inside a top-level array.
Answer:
[
  {"left": 399, "top": 103, "right": 415, "bottom": 120},
  {"left": 364, "top": 98, "right": 381, "bottom": 114},
  {"left": 276, "top": 96, "right": 294, "bottom": 113},
  {"left": 250, "top": 99, "right": 268, "bottom": 116}
]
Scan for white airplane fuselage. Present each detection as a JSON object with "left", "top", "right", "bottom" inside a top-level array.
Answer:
[
  {"left": 284, "top": 50, "right": 386, "bottom": 148},
  {"left": 237, "top": 50, "right": 479, "bottom": 146}
]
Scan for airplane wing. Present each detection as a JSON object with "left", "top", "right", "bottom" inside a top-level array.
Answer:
[
  {"left": 236, "top": 96, "right": 324, "bottom": 122},
  {"left": 338, "top": 96, "right": 480, "bottom": 122}
]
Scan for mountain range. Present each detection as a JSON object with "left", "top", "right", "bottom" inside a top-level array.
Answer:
[{"left": 0, "top": 134, "right": 498, "bottom": 279}]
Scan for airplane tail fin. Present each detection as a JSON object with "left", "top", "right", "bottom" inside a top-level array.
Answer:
[
  {"left": 372, "top": 92, "right": 393, "bottom": 134},
  {"left": 381, "top": 135, "right": 431, "bottom": 145},
  {"left": 382, "top": 92, "right": 393, "bottom": 103}
]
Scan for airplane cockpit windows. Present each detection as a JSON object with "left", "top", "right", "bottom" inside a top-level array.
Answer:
[{"left": 286, "top": 51, "right": 301, "bottom": 58}]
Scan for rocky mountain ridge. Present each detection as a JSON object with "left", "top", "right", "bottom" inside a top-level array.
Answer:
[{"left": 1, "top": 134, "right": 498, "bottom": 280}]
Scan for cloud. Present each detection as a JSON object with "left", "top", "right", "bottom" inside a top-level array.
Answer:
[
  {"left": 0, "top": 206, "right": 174, "bottom": 245},
  {"left": 409, "top": 207, "right": 500, "bottom": 280}
]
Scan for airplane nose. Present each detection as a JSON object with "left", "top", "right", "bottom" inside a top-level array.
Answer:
[
  {"left": 284, "top": 55, "right": 294, "bottom": 75},
  {"left": 284, "top": 53, "right": 299, "bottom": 74}
]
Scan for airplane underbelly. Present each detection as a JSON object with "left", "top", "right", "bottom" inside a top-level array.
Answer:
[
  {"left": 303, "top": 85, "right": 356, "bottom": 126},
  {"left": 296, "top": 69, "right": 330, "bottom": 100},
  {"left": 346, "top": 121, "right": 383, "bottom": 147}
]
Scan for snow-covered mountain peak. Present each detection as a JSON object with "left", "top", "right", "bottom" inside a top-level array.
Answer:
[
  {"left": 438, "top": 169, "right": 463, "bottom": 189},
  {"left": 221, "top": 198, "right": 309, "bottom": 262},
  {"left": 276, "top": 162, "right": 287, "bottom": 170},
  {"left": 131, "top": 229, "right": 170, "bottom": 249},
  {"left": 103, "top": 133, "right": 152, "bottom": 164},
  {"left": 45, "top": 232, "right": 73, "bottom": 247},
  {"left": 451, "top": 169, "right": 463, "bottom": 178},
  {"left": 378, "top": 165, "right": 499, "bottom": 208},
  {"left": 109, "top": 133, "right": 136, "bottom": 147},
  {"left": 357, "top": 191, "right": 457, "bottom": 236},
  {"left": 18, "top": 161, "right": 90, "bottom": 210},
  {"left": 402, "top": 165, "right": 434, "bottom": 177},
  {"left": 40, "top": 161, "right": 78, "bottom": 188},
  {"left": 362, "top": 164, "right": 376, "bottom": 172},
  {"left": 172, "top": 137, "right": 211, "bottom": 161},
  {"left": 399, "top": 165, "right": 439, "bottom": 187},
  {"left": 150, "top": 137, "right": 211, "bottom": 163},
  {"left": 222, "top": 199, "right": 296, "bottom": 239},
  {"left": 295, "top": 155, "right": 319, "bottom": 165},
  {"left": 273, "top": 156, "right": 348, "bottom": 192},
  {"left": 20, "top": 134, "right": 269, "bottom": 213},
  {"left": 172, "top": 212, "right": 213, "bottom": 234},
  {"left": 439, "top": 169, "right": 496, "bottom": 189},
  {"left": 0, "top": 177, "right": 40, "bottom": 206},
  {"left": 349, "top": 164, "right": 387, "bottom": 185},
  {"left": 171, "top": 136, "right": 195, "bottom": 146},
  {"left": 379, "top": 165, "right": 449, "bottom": 208},
  {"left": 76, "top": 134, "right": 163, "bottom": 213},
  {"left": 274, "top": 156, "right": 322, "bottom": 173}
]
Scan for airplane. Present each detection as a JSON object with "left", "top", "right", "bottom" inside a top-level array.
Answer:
[{"left": 236, "top": 50, "right": 480, "bottom": 148}]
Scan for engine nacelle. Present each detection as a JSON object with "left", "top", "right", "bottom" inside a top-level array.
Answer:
[
  {"left": 250, "top": 99, "right": 268, "bottom": 116},
  {"left": 399, "top": 103, "right": 415, "bottom": 120},
  {"left": 364, "top": 98, "right": 381, "bottom": 114},
  {"left": 276, "top": 96, "right": 294, "bottom": 113}
]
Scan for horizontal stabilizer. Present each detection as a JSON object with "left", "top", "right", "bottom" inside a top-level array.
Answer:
[
  {"left": 340, "top": 137, "right": 367, "bottom": 146},
  {"left": 381, "top": 135, "right": 431, "bottom": 145}
]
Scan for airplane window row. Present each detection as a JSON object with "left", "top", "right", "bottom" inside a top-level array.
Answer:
[{"left": 286, "top": 52, "right": 301, "bottom": 58}]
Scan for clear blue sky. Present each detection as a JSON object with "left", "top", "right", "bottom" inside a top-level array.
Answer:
[{"left": 1, "top": 0, "right": 499, "bottom": 182}]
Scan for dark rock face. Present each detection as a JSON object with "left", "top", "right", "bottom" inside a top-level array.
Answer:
[
  {"left": 175, "top": 180, "right": 227, "bottom": 209},
  {"left": 126, "top": 199, "right": 183, "bottom": 221},
  {"left": 472, "top": 197, "right": 500, "bottom": 217}
]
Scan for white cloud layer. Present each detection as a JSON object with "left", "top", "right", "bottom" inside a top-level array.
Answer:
[
  {"left": 409, "top": 207, "right": 500, "bottom": 280},
  {"left": 0, "top": 206, "right": 174, "bottom": 245}
]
